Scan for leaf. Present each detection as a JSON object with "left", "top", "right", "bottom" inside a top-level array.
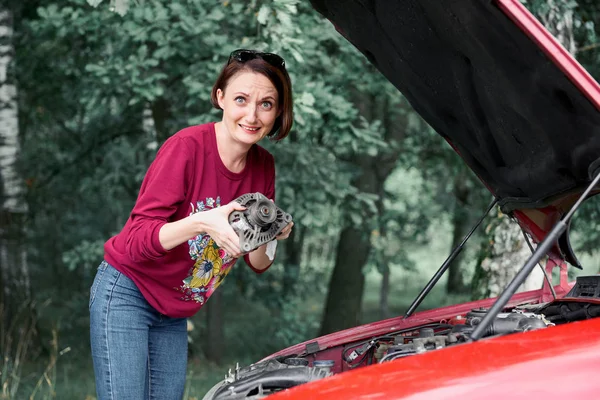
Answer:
[
  {"left": 209, "top": 8, "right": 225, "bottom": 21},
  {"left": 298, "top": 92, "right": 315, "bottom": 107},
  {"left": 114, "top": 0, "right": 130, "bottom": 16},
  {"left": 289, "top": 48, "right": 304, "bottom": 63},
  {"left": 257, "top": 5, "right": 270, "bottom": 25},
  {"left": 86, "top": 0, "right": 105, "bottom": 7},
  {"left": 153, "top": 46, "right": 172, "bottom": 60},
  {"left": 276, "top": 10, "right": 292, "bottom": 27},
  {"left": 231, "top": 3, "right": 244, "bottom": 14}
]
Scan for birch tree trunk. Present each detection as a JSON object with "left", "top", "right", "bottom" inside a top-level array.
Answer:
[
  {"left": 0, "top": 7, "right": 29, "bottom": 313},
  {"left": 537, "top": 0, "right": 577, "bottom": 55},
  {"left": 143, "top": 105, "right": 158, "bottom": 151},
  {"left": 473, "top": 213, "right": 543, "bottom": 298}
]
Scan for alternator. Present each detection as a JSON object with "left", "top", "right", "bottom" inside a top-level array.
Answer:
[{"left": 228, "top": 193, "right": 293, "bottom": 253}]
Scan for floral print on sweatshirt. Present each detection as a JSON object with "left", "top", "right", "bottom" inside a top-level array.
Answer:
[{"left": 176, "top": 197, "right": 236, "bottom": 304}]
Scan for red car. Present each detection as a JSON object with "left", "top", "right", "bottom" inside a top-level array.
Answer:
[{"left": 203, "top": 0, "right": 600, "bottom": 399}]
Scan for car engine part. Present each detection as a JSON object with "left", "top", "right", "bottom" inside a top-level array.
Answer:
[
  {"left": 375, "top": 309, "right": 550, "bottom": 363},
  {"left": 470, "top": 172, "right": 600, "bottom": 340},
  {"left": 539, "top": 275, "right": 600, "bottom": 323},
  {"left": 203, "top": 309, "right": 555, "bottom": 399},
  {"left": 228, "top": 193, "right": 292, "bottom": 253},
  {"left": 564, "top": 275, "right": 600, "bottom": 298},
  {"left": 202, "top": 358, "right": 332, "bottom": 400}
]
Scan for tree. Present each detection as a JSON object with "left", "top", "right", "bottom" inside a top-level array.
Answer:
[
  {"left": 319, "top": 90, "right": 410, "bottom": 334},
  {"left": 446, "top": 170, "right": 474, "bottom": 294},
  {"left": 17, "top": 0, "right": 399, "bottom": 358},
  {"left": 0, "top": 3, "right": 28, "bottom": 323},
  {"left": 471, "top": 210, "right": 544, "bottom": 299},
  {"left": 574, "top": 0, "right": 600, "bottom": 79}
]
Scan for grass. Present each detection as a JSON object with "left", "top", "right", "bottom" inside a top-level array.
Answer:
[
  {"left": 6, "top": 358, "right": 229, "bottom": 400},
  {"left": 0, "top": 299, "right": 223, "bottom": 399},
  {"left": 14, "top": 298, "right": 319, "bottom": 399}
]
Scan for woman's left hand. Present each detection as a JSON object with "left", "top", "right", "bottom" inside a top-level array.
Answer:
[{"left": 276, "top": 222, "right": 294, "bottom": 241}]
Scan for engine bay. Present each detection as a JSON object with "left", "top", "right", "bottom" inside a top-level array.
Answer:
[{"left": 202, "top": 275, "right": 600, "bottom": 400}]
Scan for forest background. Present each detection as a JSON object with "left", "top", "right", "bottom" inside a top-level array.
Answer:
[{"left": 1, "top": 0, "right": 600, "bottom": 398}]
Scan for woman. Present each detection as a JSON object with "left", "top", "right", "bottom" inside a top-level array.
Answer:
[{"left": 89, "top": 49, "right": 294, "bottom": 400}]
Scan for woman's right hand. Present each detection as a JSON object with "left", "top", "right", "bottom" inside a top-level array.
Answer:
[{"left": 195, "top": 202, "right": 246, "bottom": 258}]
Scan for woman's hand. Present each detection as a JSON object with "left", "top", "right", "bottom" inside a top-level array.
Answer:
[
  {"left": 195, "top": 202, "right": 246, "bottom": 258},
  {"left": 275, "top": 221, "right": 294, "bottom": 241}
]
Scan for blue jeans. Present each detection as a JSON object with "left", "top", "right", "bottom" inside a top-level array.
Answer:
[{"left": 89, "top": 261, "right": 188, "bottom": 400}]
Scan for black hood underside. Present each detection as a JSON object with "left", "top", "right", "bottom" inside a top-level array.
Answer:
[{"left": 310, "top": 0, "right": 600, "bottom": 211}]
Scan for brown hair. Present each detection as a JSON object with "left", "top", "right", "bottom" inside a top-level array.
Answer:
[{"left": 211, "top": 57, "right": 293, "bottom": 141}]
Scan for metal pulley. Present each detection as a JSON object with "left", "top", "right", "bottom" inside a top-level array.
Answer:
[{"left": 228, "top": 192, "right": 293, "bottom": 253}]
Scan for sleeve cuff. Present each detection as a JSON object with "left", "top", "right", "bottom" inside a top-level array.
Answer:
[
  {"left": 244, "top": 253, "right": 273, "bottom": 274},
  {"left": 150, "top": 221, "right": 170, "bottom": 257}
]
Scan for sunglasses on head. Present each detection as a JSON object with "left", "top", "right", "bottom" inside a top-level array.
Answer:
[{"left": 228, "top": 49, "right": 286, "bottom": 69}]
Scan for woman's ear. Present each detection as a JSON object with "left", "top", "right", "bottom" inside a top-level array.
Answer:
[{"left": 216, "top": 88, "right": 225, "bottom": 109}]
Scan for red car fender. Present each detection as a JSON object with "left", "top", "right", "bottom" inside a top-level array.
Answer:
[{"left": 268, "top": 317, "right": 600, "bottom": 399}]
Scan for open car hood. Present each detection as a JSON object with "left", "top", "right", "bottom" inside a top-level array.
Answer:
[{"left": 310, "top": 0, "right": 600, "bottom": 261}]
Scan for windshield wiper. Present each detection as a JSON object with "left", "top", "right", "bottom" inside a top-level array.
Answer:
[
  {"left": 470, "top": 171, "right": 600, "bottom": 341},
  {"left": 403, "top": 197, "right": 499, "bottom": 319}
]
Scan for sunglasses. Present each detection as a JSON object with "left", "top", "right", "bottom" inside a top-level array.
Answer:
[{"left": 228, "top": 49, "right": 286, "bottom": 69}]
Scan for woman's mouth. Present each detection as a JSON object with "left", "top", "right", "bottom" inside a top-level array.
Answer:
[{"left": 240, "top": 124, "right": 261, "bottom": 134}]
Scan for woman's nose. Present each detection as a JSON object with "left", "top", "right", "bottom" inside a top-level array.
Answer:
[{"left": 246, "top": 105, "right": 258, "bottom": 122}]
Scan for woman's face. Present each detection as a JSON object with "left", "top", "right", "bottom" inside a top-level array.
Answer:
[{"left": 217, "top": 71, "right": 280, "bottom": 147}]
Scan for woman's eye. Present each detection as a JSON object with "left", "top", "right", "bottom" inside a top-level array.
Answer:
[
  {"left": 261, "top": 101, "right": 273, "bottom": 109},
  {"left": 234, "top": 97, "right": 245, "bottom": 104}
]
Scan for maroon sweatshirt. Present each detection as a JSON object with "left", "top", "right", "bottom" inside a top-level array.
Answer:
[{"left": 104, "top": 122, "right": 275, "bottom": 318}]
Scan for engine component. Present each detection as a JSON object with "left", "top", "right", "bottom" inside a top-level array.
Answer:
[
  {"left": 464, "top": 308, "right": 550, "bottom": 336},
  {"left": 312, "top": 360, "right": 335, "bottom": 373},
  {"left": 479, "top": 311, "right": 548, "bottom": 336},
  {"left": 535, "top": 276, "right": 600, "bottom": 323},
  {"left": 542, "top": 301, "right": 600, "bottom": 323},
  {"left": 379, "top": 310, "right": 551, "bottom": 363},
  {"left": 205, "top": 308, "right": 556, "bottom": 398},
  {"left": 202, "top": 358, "right": 331, "bottom": 400},
  {"left": 380, "top": 332, "right": 465, "bottom": 362},
  {"left": 228, "top": 193, "right": 292, "bottom": 253},
  {"left": 565, "top": 275, "right": 600, "bottom": 298}
]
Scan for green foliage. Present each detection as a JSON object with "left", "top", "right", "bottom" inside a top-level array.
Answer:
[
  {"left": 13, "top": 0, "right": 419, "bottom": 368},
  {"left": 9, "top": 0, "right": 600, "bottom": 394},
  {"left": 271, "top": 296, "right": 321, "bottom": 347},
  {"left": 62, "top": 239, "right": 106, "bottom": 271},
  {"left": 569, "top": 195, "right": 600, "bottom": 257},
  {"left": 524, "top": 0, "right": 600, "bottom": 77}
]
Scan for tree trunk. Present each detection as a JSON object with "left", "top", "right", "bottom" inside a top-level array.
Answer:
[
  {"left": 151, "top": 97, "right": 170, "bottom": 144},
  {"left": 447, "top": 174, "right": 470, "bottom": 294},
  {"left": 282, "top": 225, "right": 304, "bottom": 298},
  {"left": 379, "top": 263, "right": 390, "bottom": 319},
  {"left": 376, "top": 178, "right": 390, "bottom": 319},
  {"left": 205, "top": 289, "right": 224, "bottom": 364},
  {"left": 472, "top": 212, "right": 544, "bottom": 299},
  {"left": 319, "top": 223, "right": 372, "bottom": 335},
  {"left": 319, "top": 158, "right": 383, "bottom": 335},
  {"left": 446, "top": 209, "right": 469, "bottom": 293},
  {"left": 537, "top": 0, "right": 577, "bottom": 54},
  {"left": 143, "top": 105, "right": 158, "bottom": 150},
  {"left": 0, "top": 7, "right": 28, "bottom": 319},
  {"left": 319, "top": 89, "right": 408, "bottom": 334}
]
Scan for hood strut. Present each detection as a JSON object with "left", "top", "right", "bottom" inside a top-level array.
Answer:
[
  {"left": 404, "top": 197, "right": 499, "bottom": 319},
  {"left": 471, "top": 170, "right": 600, "bottom": 341}
]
